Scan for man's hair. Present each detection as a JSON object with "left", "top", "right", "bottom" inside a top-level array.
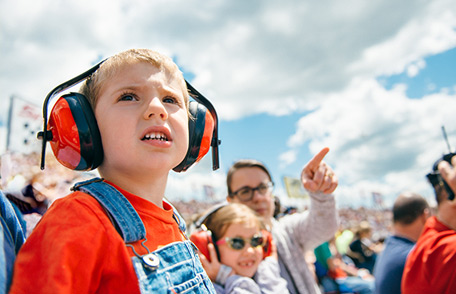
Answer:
[
  {"left": 226, "top": 159, "right": 272, "bottom": 196},
  {"left": 79, "top": 48, "right": 189, "bottom": 110},
  {"left": 203, "top": 203, "right": 263, "bottom": 241},
  {"left": 393, "top": 192, "right": 429, "bottom": 225}
]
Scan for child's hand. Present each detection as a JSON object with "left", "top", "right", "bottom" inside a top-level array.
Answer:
[
  {"left": 198, "top": 243, "right": 221, "bottom": 282},
  {"left": 301, "top": 147, "right": 338, "bottom": 194}
]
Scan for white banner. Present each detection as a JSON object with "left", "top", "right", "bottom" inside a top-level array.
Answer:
[{"left": 6, "top": 96, "right": 43, "bottom": 154}]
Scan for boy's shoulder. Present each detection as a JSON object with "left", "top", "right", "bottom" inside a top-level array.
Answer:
[
  {"left": 40, "top": 191, "right": 117, "bottom": 234},
  {"left": 51, "top": 190, "right": 105, "bottom": 212}
]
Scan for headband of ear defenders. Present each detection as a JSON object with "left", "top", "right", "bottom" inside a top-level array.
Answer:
[{"left": 37, "top": 58, "right": 220, "bottom": 171}]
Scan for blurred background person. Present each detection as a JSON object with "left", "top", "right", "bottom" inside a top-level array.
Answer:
[
  {"left": 226, "top": 147, "right": 339, "bottom": 294},
  {"left": 373, "top": 191, "right": 430, "bottom": 294},
  {"left": 402, "top": 156, "right": 456, "bottom": 293},
  {"left": 346, "top": 221, "right": 381, "bottom": 274}
]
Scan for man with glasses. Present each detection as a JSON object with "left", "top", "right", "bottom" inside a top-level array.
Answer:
[{"left": 226, "top": 147, "right": 338, "bottom": 294}]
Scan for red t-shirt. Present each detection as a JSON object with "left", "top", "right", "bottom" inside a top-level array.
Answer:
[
  {"left": 10, "top": 183, "right": 185, "bottom": 294},
  {"left": 401, "top": 216, "right": 456, "bottom": 294}
]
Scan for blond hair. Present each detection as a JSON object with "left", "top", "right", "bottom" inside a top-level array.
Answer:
[
  {"left": 203, "top": 203, "right": 263, "bottom": 241},
  {"left": 79, "top": 48, "right": 189, "bottom": 110}
]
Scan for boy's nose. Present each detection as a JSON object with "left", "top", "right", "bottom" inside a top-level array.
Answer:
[{"left": 144, "top": 97, "right": 168, "bottom": 120}]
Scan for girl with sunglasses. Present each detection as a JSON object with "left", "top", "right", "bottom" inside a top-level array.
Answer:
[{"left": 195, "top": 203, "right": 289, "bottom": 294}]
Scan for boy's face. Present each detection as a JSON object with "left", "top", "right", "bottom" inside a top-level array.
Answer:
[
  {"left": 218, "top": 223, "right": 263, "bottom": 278},
  {"left": 227, "top": 167, "right": 275, "bottom": 220},
  {"left": 95, "top": 62, "right": 189, "bottom": 177}
]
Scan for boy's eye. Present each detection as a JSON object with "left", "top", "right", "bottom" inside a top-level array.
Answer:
[
  {"left": 119, "top": 94, "right": 137, "bottom": 102},
  {"left": 163, "top": 96, "right": 178, "bottom": 104}
]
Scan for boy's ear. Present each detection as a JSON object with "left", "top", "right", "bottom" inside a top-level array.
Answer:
[
  {"left": 173, "top": 101, "right": 215, "bottom": 172},
  {"left": 46, "top": 93, "right": 103, "bottom": 170}
]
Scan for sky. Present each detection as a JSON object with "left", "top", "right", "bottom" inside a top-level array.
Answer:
[{"left": 1, "top": 0, "right": 456, "bottom": 209}]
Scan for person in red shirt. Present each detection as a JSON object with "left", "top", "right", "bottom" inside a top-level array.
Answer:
[
  {"left": 10, "top": 49, "right": 218, "bottom": 293},
  {"left": 401, "top": 156, "right": 456, "bottom": 294}
]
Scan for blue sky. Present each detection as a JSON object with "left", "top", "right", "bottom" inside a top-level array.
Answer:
[
  {"left": 215, "top": 47, "right": 456, "bottom": 207},
  {"left": 379, "top": 47, "right": 456, "bottom": 99},
  {"left": 1, "top": 0, "right": 456, "bottom": 209}
]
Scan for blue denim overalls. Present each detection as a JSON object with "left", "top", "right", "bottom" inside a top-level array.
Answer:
[
  {"left": 0, "top": 190, "right": 26, "bottom": 293},
  {"left": 72, "top": 178, "right": 216, "bottom": 294}
]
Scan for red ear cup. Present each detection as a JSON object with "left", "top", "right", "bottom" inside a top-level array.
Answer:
[
  {"left": 48, "top": 93, "right": 103, "bottom": 170},
  {"left": 173, "top": 101, "right": 215, "bottom": 172},
  {"left": 262, "top": 230, "right": 274, "bottom": 260},
  {"left": 189, "top": 230, "right": 214, "bottom": 262}
]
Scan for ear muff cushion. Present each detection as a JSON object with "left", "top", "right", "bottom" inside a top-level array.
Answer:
[
  {"left": 173, "top": 101, "right": 214, "bottom": 172},
  {"left": 189, "top": 230, "right": 214, "bottom": 262},
  {"left": 48, "top": 93, "right": 103, "bottom": 170},
  {"left": 262, "top": 230, "right": 274, "bottom": 259}
]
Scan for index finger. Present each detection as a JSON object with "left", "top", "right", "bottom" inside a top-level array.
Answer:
[{"left": 306, "top": 147, "right": 330, "bottom": 170}]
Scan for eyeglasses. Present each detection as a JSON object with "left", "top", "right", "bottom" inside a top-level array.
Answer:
[
  {"left": 216, "top": 234, "right": 265, "bottom": 250},
  {"left": 230, "top": 182, "right": 274, "bottom": 202}
]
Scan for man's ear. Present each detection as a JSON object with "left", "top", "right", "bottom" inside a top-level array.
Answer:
[{"left": 226, "top": 196, "right": 232, "bottom": 202}]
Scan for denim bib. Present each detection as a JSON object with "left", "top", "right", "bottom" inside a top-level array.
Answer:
[{"left": 73, "top": 178, "right": 215, "bottom": 294}]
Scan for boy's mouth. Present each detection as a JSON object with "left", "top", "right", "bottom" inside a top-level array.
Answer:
[{"left": 141, "top": 132, "right": 169, "bottom": 141}]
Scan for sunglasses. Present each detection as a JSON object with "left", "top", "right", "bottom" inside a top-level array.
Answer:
[{"left": 216, "top": 234, "right": 265, "bottom": 250}]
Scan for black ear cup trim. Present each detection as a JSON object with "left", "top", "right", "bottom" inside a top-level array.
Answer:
[
  {"left": 65, "top": 93, "right": 103, "bottom": 170},
  {"left": 173, "top": 102, "right": 206, "bottom": 172},
  {"left": 39, "top": 60, "right": 106, "bottom": 170},
  {"left": 186, "top": 82, "right": 220, "bottom": 171}
]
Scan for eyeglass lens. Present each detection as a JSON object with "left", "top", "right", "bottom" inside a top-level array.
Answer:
[
  {"left": 235, "top": 182, "right": 272, "bottom": 201},
  {"left": 228, "top": 236, "right": 264, "bottom": 250}
]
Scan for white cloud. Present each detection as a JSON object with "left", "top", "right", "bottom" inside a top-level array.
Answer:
[
  {"left": 279, "top": 149, "right": 297, "bottom": 168},
  {"left": 2, "top": 0, "right": 455, "bottom": 120},
  {"left": 282, "top": 77, "right": 456, "bottom": 206},
  {"left": 1, "top": 0, "right": 456, "bottom": 208},
  {"left": 406, "top": 59, "right": 426, "bottom": 78}
]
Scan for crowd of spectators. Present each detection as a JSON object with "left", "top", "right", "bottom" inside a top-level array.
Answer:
[
  {"left": 1, "top": 151, "right": 427, "bottom": 294},
  {"left": 1, "top": 152, "right": 395, "bottom": 240}
]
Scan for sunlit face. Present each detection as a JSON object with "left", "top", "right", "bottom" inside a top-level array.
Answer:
[
  {"left": 217, "top": 223, "right": 263, "bottom": 278},
  {"left": 228, "top": 167, "right": 275, "bottom": 219},
  {"left": 95, "top": 62, "right": 189, "bottom": 178}
]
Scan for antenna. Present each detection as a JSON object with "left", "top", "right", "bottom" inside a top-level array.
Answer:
[{"left": 441, "top": 125, "right": 452, "bottom": 153}]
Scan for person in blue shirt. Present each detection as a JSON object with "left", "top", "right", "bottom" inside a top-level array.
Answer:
[{"left": 373, "top": 191, "right": 429, "bottom": 294}]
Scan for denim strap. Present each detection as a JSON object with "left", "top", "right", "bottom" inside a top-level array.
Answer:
[
  {"left": 164, "top": 199, "right": 187, "bottom": 234},
  {"left": 72, "top": 178, "right": 146, "bottom": 243}
]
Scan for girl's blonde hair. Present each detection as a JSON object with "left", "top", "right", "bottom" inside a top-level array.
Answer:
[
  {"left": 203, "top": 203, "right": 264, "bottom": 241},
  {"left": 79, "top": 48, "right": 189, "bottom": 110}
]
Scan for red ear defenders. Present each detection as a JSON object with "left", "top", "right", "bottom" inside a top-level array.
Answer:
[
  {"left": 37, "top": 59, "right": 221, "bottom": 172},
  {"left": 189, "top": 202, "right": 273, "bottom": 261},
  {"left": 190, "top": 225, "right": 220, "bottom": 262}
]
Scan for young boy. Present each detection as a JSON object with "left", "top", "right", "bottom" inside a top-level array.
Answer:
[{"left": 9, "top": 49, "right": 216, "bottom": 293}]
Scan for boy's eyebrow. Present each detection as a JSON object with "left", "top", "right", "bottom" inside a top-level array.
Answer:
[{"left": 113, "top": 83, "right": 183, "bottom": 98}]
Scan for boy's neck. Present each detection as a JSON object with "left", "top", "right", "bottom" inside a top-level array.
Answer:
[{"left": 99, "top": 170, "right": 168, "bottom": 208}]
